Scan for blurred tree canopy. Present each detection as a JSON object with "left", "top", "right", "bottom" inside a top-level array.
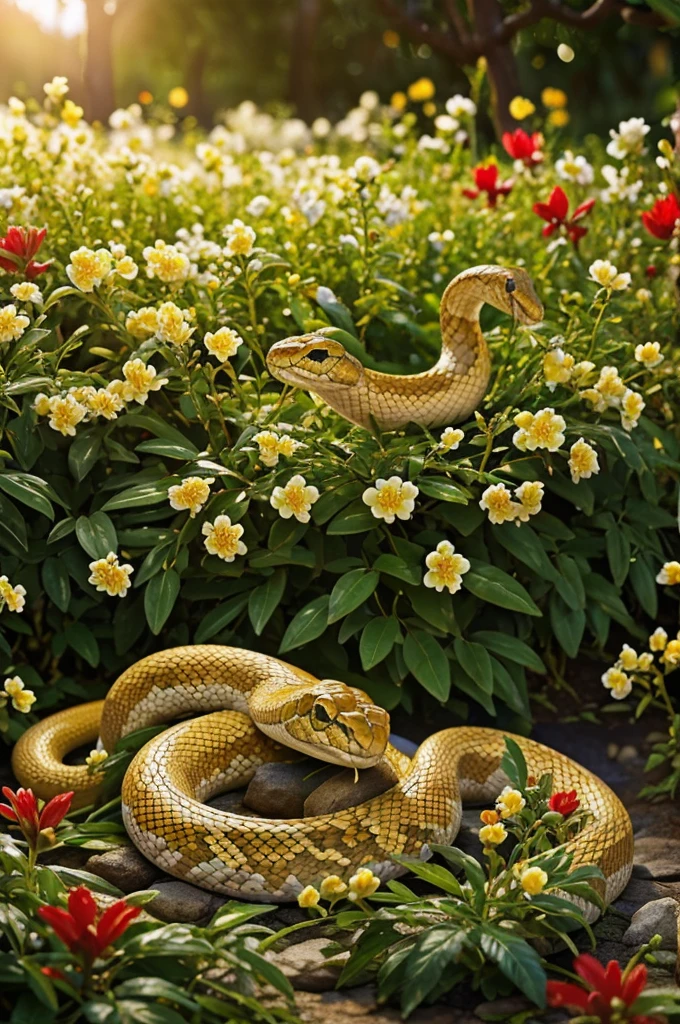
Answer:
[{"left": 0, "top": 0, "right": 678, "bottom": 137}]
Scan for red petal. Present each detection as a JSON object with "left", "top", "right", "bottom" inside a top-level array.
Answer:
[
  {"left": 67, "top": 887, "right": 97, "bottom": 930},
  {"left": 574, "top": 953, "right": 608, "bottom": 989},
  {"left": 0, "top": 803, "right": 17, "bottom": 821},
  {"left": 532, "top": 202, "right": 553, "bottom": 222},
  {"left": 96, "top": 901, "right": 141, "bottom": 949},
  {"left": 462, "top": 188, "right": 479, "bottom": 199},
  {"left": 549, "top": 186, "right": 569, "bottom": 221},
  {"left": 39, "top": 792, "right": 74, "bottom": 830},
  {"left": 622, "top": 963, "right": 648, "bottom": 1006},
  {"left": 546, "top": 981, "right": 590, "bottom": 1009},
  {"left": 38, "top": 906, "right": 81, "bottom": 950},
  {"left": 572, "top": 197, "right": 596, "bottom": 221}
]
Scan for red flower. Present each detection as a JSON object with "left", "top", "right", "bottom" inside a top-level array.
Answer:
[
  {"left": 547, "top": 954, "right": 658, "bottom": 1023},
  {"left": 641, "top": 194, "right": 680, "bottom": 240},
  {"left": 39, "top": 887, "right": 141, "bottom": 963},
  {"left": 533, "top": 185, "right": 595, "bottom": 246},
  {"left": 463, "top": 164, "right": 513, "bottom": 208},
  {"left": 502, "top": 129, "right": 543, "bottom": 166},
  {"left": 549, "top": 789, "right": 580, "bottom": 816},
  {"left": 0, "top": 225, "right": 50, "bottom": 279},
  {"left": 0, "top": 786, "right": 73, "bottom": 846}
]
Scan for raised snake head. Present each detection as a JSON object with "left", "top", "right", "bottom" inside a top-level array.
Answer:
[
  {"left": 266, "top": 334, "right": 364, "bottom": 393},
  {"left": 257, "top": 679, "right": 390, "bottom": 769},
  {"left": 472, "top": 265, "right": 544, "bottom": 325}
]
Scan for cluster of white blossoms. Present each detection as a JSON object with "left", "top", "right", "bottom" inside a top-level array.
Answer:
[
  {"left": 253, "top": 429, "right": 300, "bottom": 467},
  {"left": 126, "top": 301, "right": 194, "bottom": 346},
  {"left": 0, "top": 574, "right": 26, "bottom": 613},
  {"left": 588, "top": 259, "right": 631, "bottom": 292},
  {"left": 542, "top": 347, "right": 595, "bottom": 392},
  {"left": 606, "top": 116, "right": 650, "bottom": 160},
  {"left": 479, "top": 480, "right": 544, "bottom": 526},
  {"left": 602, "top": 624, "right": 680, "bottom": 702},
  {"left": 0, "top": 303, "right": 30, "bottom": 343},
  {"left": 66, "top": 243, "right": 142, "bottom": 292},
  {"left": 580, "top": 365, "right": 645, "bottom": 431},
  {"left": 0, "top": 675, "right": 36, "bottom": 714},
  {"left": 555, "top": 150, "right": 594, "bottom": 186},
  {"left": 513, "top": 408, "right": 566, "bottom": 452}
]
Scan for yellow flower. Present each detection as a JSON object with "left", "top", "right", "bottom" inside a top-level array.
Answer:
[
  {"left": 541, "top": 87, "right": 567, "bottom": 109},
  {"left": 47, "top": 395, "right": 87, "bottom": 436},
  {"left": 202, "top": 515, "right": 247, "bottom": 562},
  {"left": 168, "top": 86, "right": 189, "bottom": 109},
  {"left": 391, "top": 91, "right": 408, "bottom": 112},
  {"left": 479, "top": 483, "right": 520, "bottom": 525},
  {"left": 85, "top": 388, "right": 125, "bottom": 421},
  {"left": 637, "top": 652, "right": 654, "bottom": 671},
  {"left": 649, "top": 626, "right": 668, "bottom": 651},
  {"left": 543, "top": 348, "right": 574, "bottom": 390},
  {"left": 588, "top": 260, "right": 631, "bottom": 291},
  {"left": 621, "top": 389, "right": 644, "bottom": 432},
  {"left": 0, "top": 303, "right": 30, "bottom": 343},
  {"left": 0, "top": 576, "right": 26, "bottom": 613},
  {"left": 634, "top": 341, "right": 663, "bottom": 369},
  {"left": 66, "top": 247, "right": 112, "bottom": 292},
  {"left": 168, "top": 476, "right": 213, "bottom": 517},
  {"left": 115, "top": 255, "right": 138, "bottom": 281},
  {"left": 439, "top": 426, "right": 465, "bottom": 451},
  {"left": 515, "top": 481, "right": 544, "bottom": 522},
  {"left": 10, "top": 282, "right": 42, "bottom": 304},
  {"left": 348, "top": 868, "right": 380, "bottom": 900},
  {"left": 126, "top": 307, "right": 159, "bottom": 339},
  {"left": 320, "top": 875, "right": 348, "bottom": 899},
  {"left": 479, "top": 823, "right": 508, "bottom": 846},
  {"left": 276, "top": 435, "right": 298, "bottom": 458},
  {"left": 270, "top": 474, "right": 320, "bottom": 524},
  {"left": 601, "top": 667, "right": 632, "bottom": 700},
  {"left": 204, "top": 326, "right": 243, "bottom": 361},
  {"left": 34, "top": 392, "right": 51, "bottom": 416},
  {"left": 569, "top": 438, "right": 600, "bottom": 484},
  {"left": 662, "top": 639, "right": 680, "bottom": 668},
  {"left": 512, "top": 408, "right": 566, "bottom": 453},
  {"left": 297, "top": 885, "right": 321, "bottom": 908},
  {"left": 618, "top": 644, "right": 639, "bottom": 671},
  {"left": 224, "top": 219, "right": 256, "bottom": 258},
  {"left": 497, "top": 786, "right": 526, "bottom": 819},
  {"left": 362, "top": 476, "right": 419, "bottom": 524},
  {"left": 509, "top": 96, "right": 535, "bottom": 120},
  {"left": 142, "top": 240, "right": 191, "bottom": 284},
  {"left": 156, "top": 301, "right": 194, "bottom": 346},
  {"left": 480, "top": 809, "right": 499, "bottom": 825},
  {"left": 407, "top": 78, "right": 435, "bottom": 103},
  {"left": 253, "top": 430, "right": 299, "bottom": 467},
  {"left": 61, "top": 99, "right": 83, "bottom": 127},
  {"left": 423, "top": 540, "right": 470, "bottom": 594},
  {"left": 88, "top": 552, "right": 134, "bottom": 598},
  {"left": 520, "top": 866, "right": 548, "bottom": 895},
  {"left": 548, "top": 109, "right": 570, "bottom": 128},
  {"left": 122, "top": 358, "right": 169, "bottom": 405},
  {"left": 383, "top": 29, "right": 400, "bottom": 48},
  {"left": 86, "top": 749, "right": 108, "bottom": 770},
  {"left": 657, "top": 561, "right": 680, "bottom": 586},
  {"left": 3, "top": 676, "right": 36, "bottom": 713}
]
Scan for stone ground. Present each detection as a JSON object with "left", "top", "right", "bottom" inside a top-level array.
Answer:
[{"left": 23, "top": 719, "right": 680, "bottom": 1021}]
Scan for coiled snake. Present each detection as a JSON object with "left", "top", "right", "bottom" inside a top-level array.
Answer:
[
  {"left": 266, "top": 264, "right": 544, "bottom": 430},
  {"left": 13, "top": 646, "right": 632, "bottom": 906}
]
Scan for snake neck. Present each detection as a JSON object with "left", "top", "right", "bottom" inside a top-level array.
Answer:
[{"left": 436, "top": 272, "right": 491, "bottom": 380}]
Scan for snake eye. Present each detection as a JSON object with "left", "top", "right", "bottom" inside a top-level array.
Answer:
[
  {"left": 307, "top": 348, "right": 330, "bottom": 363},
  {"left": 505, "top": 278, "right": 516, "bottom": 294},
  {"left": 313, "top": 703, "right": 331, "bottom": 723}
]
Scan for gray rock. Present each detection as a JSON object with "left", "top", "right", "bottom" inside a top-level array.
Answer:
[
  {"left": 303, "top": 760, "right": 399, "bottom": 816},
  {"left": 207, "top": 787, "right": 250, "bottom": 814},
  {"left": 85, "top": 845, "right": 160, "bottom": 893},
  {"left": 147, "top": 880, "right": 225, "bottom": 924},
  {"left": 244, "top": 760, "right": 337, "bottom": 817},
  {"left": 623, "top": 897, "right": 678, "bottom": 950},
  {"left": 270, "top": 937, "right": 350, "bottom": 992}
]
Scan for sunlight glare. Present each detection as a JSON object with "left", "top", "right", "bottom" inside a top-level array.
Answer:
[{"left": 12, "top": 0, "right": 86, "bottom": 38}]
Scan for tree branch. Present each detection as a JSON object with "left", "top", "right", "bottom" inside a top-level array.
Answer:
[
  {"left": 497, "top": 0, "right": 617, "bottom": 43},
  {"left": 376, "top": 0, "right": 475, "bottom": 62},
  {"left": 443, "top": 0, "right": 472, "bottom": 47}
]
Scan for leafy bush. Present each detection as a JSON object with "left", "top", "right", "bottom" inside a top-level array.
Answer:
[{"left": 0, "top": 81, "right": 678, "bottom": 755}]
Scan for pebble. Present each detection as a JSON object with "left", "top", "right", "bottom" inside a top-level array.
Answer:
[
  {"left": 304, "top": 760, "right": 399, "bottom": 816},
  {"left": 147, "top": 880, "right": 225, "bottom": 924},
  {"left": 243, "top": 760, "right": 337, "bottom": 817},
  {"left": 623, "top": 897, "right": 678, "bottom": 950},
  {"left": 270, "top": 937, "right": 349, "bottom": 992},
  {"left": 85, "top": 846, "right": 160, "bottom": 893}
]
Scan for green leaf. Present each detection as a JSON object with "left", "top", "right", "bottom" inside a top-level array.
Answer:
[
  {"left": 360, "top": 616, "right": 400, "bottom": 671},
  {"left": 554, "top": 553, "right": 586, "bottom": 610},
  {"left": 328, "top": 569, "right": 379, "bottom": 624},
  {"left": 311, "top": 482, "right": 364, "bottom": 525},
  {"left": 606, "top": 527, "right": 631, "bottom": 587},
  {"left": 629, "top": 553, "right": 658, "bottom": 619},
  {"left": 315, "top": 289, "right": 358, "bottom": 336},
  {"left": 495, "top": 524, "right": 557, "bottom": 581},
  {"left": 327, "top": 499, "right": 375, "bottom": 535},
  {"left": 453, "top": 637, "right": 493, "bottom": 692},
  {"left": 401, "top": 927, "right": 467, "bottom": 1017},
  {"left": 76, "top": 512, "right": 118, "bottom": 560},
  {"left": 101, "top": 481, "right": 171, "bottom": 512},
  {"left": 500, "top": 736, "right": 528, "bottom": 789},
  {"left": 113, "top": 979, "right": 199, "bottom": 1011},
  {"left": 403, "top": 630, "right": 450, "bottom": 700},
  {"left": 42, "top": 556, "right": 71, "bottom": 612},
  {"left": 0, "top": 493, "right": 28, "bottom": 551},
  {"left": 418, "top": 476, "right": 469, "bottom": 504},
  {"left": 491, "top": 658, "right": 531, "bottom": 718},
  {"left": 464, "top": 562, "right": 541, "bottom": 616},
  {"left": 64, "top": 623, "right": 100, "bottom": 667},
  {"left": 248, "top": 568, "right": 286, "bottom": 635},
  {"left": 68, "top": 427, "right": 102, "bottom": 482},
  {"left": 47, "top": 517, "right": 77, "bottom": 545},
  {"left": 279, "top": 595, "right": 330, "bottom": 652},
  {"left": 470, "top": 631, "right": 546, "bottom": 674},
  {"left": 373, "top": 553, "right": 422, "bottom": 585},
  {"left": 550, "top": 593, "right": 585, "bottom": 658},
  {"left": 478, "top": 927, "right": 546, "bottom": 1007},
  {"left": 135, "top": 439, "right": 199, "bottom": 460},
  {"left": 0, "top": 472, "right": 56, "bottom": 519},
  {"left": 144, "top": 569, "right": 180, "bottom": 635},
  {"left": 194, "top": 594, "right": 249, "bottom": 643}
]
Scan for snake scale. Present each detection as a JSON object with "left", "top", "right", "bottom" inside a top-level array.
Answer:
[
  {"left": 11, "top": 267, "right": 633, "bottom": 906},
  {"left": 13, "top": 646, "right": 632, "bottom": 906}
]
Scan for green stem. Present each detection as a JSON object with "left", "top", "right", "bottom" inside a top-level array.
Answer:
[{"left": 258, "top": 916, "right": 324, "bottom": 953}]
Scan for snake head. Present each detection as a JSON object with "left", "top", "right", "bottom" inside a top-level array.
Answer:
[
  {"left": 266, "top": 335, "right": 363, "bottom": 391},
  {"left": 491, "top": 266, "right": 544, "bottom": 325},
  {"left": 267, "top": 679, "right": 390, "bottom": 769}
]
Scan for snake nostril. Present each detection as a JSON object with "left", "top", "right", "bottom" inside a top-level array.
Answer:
[{"left": 313, "top": 703, "right": 331, "bottom": 723}]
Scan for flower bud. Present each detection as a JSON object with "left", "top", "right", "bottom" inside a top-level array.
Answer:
[{"left": 541, "top": 811, "right": 564, "bottom": 826}]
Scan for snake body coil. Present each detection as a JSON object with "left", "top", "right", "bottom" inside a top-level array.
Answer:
[{"left": 13, "top": 645, "right": 633, "bottom": 906}]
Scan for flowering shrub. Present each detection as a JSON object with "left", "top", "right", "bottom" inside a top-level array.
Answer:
[{"left": 0, "top": 79, "right": 677, "bottom": 755}]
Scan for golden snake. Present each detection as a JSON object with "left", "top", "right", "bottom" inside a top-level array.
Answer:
[
  {"left": 12, "top": 646, "right": 632, "bottom": 908},
  {"left": 266, "top": 264, "right": 544, "bottom": 431}
]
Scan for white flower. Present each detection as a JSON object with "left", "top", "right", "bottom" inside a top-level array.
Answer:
[
  {"left": 245, "top": 195, "right": 271, "bottom": 217},
  {"left": 555, "top": 150, "right": 594, "bottom": 186},
  {"left": 588, "top": 260, "right": 631, "bottom": 291},
  {"left": 423, "top": 540, "right": 470, "bottom": 594},
  {"left": 601, "top": 666, "right": 632, "bottom": 700},
  {"left": 439, "top": 427, "right": 464, "bottom": 451},
  {"left": 270, "top": 475, "right": 319, "bottom": 523},
  {"left": 606, "top": 117, "right": 650, "bottom": 160},
  {"left": 10, "top": 282, "right": 42, "bottom": 304},
  {"left": 600, "top": 165, "right": 643, "bottom": 204},
  {"left": 0, "top": 304, "right": 30, "bottom": 343},
  {"left": 634, "top": 342, "right": 663, "bottom": 369},
  {"left": 351, "top": 156, "right": 381, "bottom": 182},
  {"left": 568, "top": 438, "right": 600, "bottom": 483},
  {"left": 445, "top": 94, "right": 476, "bottom": 118},
  {"left": 362, "top": 476, "right": 419, "bottom": 524},
  {"left": 620, "top": 389, "right": 645, "bottom": 431}
]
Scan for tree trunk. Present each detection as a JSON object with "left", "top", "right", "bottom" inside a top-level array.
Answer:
[
  {"left": 287, "top": 0, "right": 323, "bottom": 120},
  {"left": 187, "top": 42, "right": 209, "bottom": 126},
  {"left": 468, "top": 0, "right": 520, "bottom": 136},
  {"left": 83, "top": 0, "right": 116, "bottom": 124}
]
